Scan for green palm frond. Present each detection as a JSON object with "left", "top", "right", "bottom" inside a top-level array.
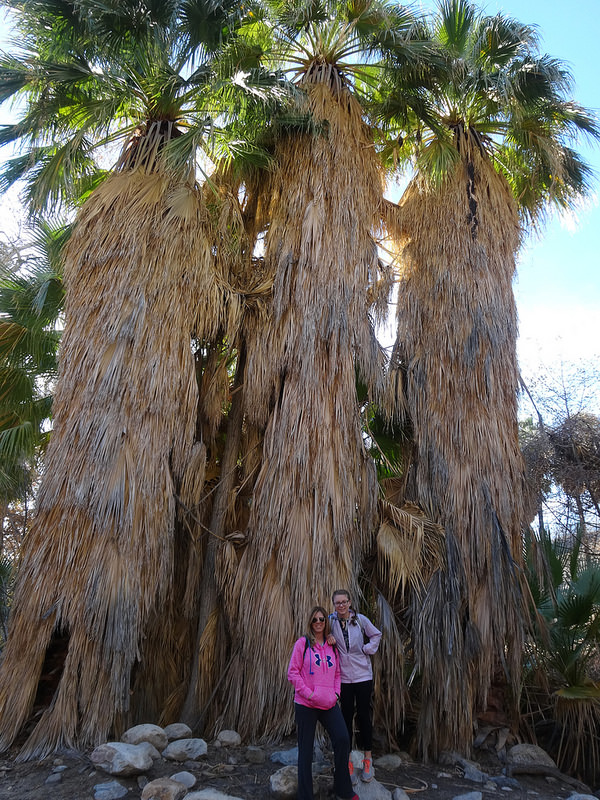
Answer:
[
  {"left": 434, "top": 0, "right": 476, "bottom": 56},
  {"left": 0, "top": 219, "right": 65, "bottom": 491},
  {"left": 1, "top": 0, "right": 281, "bottom": 212},
  {"left": 377, "top": 0, "right": 599, "bottom": 217}
]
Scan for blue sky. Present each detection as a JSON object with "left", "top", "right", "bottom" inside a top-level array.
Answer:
[
  {"left": 474, "top": 0, "right": 599, "bottom": 374},
  {"left": 0, "top": 2, "right": 598, "bottom": 385}
]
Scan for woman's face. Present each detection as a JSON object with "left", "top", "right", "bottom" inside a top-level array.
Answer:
[
  {"left": 333, "top": 594, "right": 350, "bottom": 618},
  {"left": 311, "top": 610, "right": 326, "bottom": 637}
]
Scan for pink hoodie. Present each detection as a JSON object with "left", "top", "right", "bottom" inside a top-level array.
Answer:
[{"left": 287, "top": 637, "right": 341, "bottom": 710}]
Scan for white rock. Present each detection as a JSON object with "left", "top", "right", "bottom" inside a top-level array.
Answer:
[
  {"left": 270, "top": 747, "right": 298, "bottom": 765},
  {"left": 91, "top": 742, "right": 154, "bottom": 776},
  {"left": 565, "top": 796, "right": 600, "bottom": 800},
  {"left": 216, "top": 729, "right": 242, "bottom": 746},
  {"left": 461, "top": 762, "right": 489, "bottom": 783},
  {"left": 93, "top": 780, "right": 129, "bottom": 800},
  {"left": 122, "top": 723, "right": 169, "bottom": 752},
  {"left": 506, "top": 743, "right": 556, "bottom": 768},
  {"left": 164, "top": 723, "right": 193, "bottom": 741},
  {"left": 137, "top": 740, "right": 161, "bottom": 760},
  {"left": 140, "top": 776, "right": 187, "bottom": 800},
  {"left": 353, "top": 778, "right": 393, "bottom": 799},
  {"left": 170, "top": 770, "right": 196, "bottom": 788},
  {"left": 162, "top": 737, "right": 208, "bottom": 762}
]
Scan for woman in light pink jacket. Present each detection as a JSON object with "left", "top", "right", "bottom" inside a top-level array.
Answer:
[
  {"left": 328, "top": 589, "right": 382, "bottom": 784},
  {"left": 288, "top": 605, "right": 356, "bottom": 800}
]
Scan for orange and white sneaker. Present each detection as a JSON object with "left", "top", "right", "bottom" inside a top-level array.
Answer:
[
  {"left": 361, "top": 758, "right": 373, "bottom": 782},
  {"left": 348, "top": 759, "right": 358, "bottom": 785}
]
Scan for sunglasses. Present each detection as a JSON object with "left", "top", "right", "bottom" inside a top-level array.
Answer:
[{"left": 311, "top": 617, "right": 326, "bottom": 623}]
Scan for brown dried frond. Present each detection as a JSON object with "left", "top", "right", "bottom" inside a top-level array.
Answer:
[{"left": 377, "top": 502, "right": 444, "bottom": 597}]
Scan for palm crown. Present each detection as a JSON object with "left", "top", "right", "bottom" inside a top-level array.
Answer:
[
  {"left": 380, "top": 0, "right": 598, "bottom": 222},
  {"left": 0, "top": 0, "right": 281, "bottom": 212}
]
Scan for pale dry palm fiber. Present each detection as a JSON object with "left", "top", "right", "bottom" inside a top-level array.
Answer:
[
  {"left": 371, "top": 491, "right": 444, "bottom": 742},
  {"left": 126, "top": 183, "right": 253, "bottom": 730},
  {"left": 388, "top": 135, "right": 527, "bottom": 757},
  {"left": 0, "top": 170, "right": 221, "bottom": 757},
  {"left": 217, "top": 79, "right": 390, "bottom": 739}
]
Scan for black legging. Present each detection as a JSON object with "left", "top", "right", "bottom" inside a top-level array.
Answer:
[
  {"left": 294, "top": 702, "right": 353, "bottom": 800},
  {"left": 340, "top": 679, "right": 373, "bottom": 750}
]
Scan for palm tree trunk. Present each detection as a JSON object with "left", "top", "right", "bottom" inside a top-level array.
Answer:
[
  {"left": 389, "top": 143, "right": 527, "bottom": 757},
  {"left": 180, "top": 344, "right": 247, "bottom": 729},
  {"left": 218, "top": 81, "right": 387, "bottom": 739}
]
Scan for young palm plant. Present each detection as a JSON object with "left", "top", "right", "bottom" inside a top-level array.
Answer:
[
  {"left": 0, "top": 0, "right": 277, "bottom": 757},
  {"left": 524, "top": 530, "right": 600, "bottom": 784},
  {"left": 381, "top": 0, "right": 600, "bottom": 758}
]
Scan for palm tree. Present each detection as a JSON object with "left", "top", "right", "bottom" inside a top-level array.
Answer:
[
  {"left": 199, "top": 0, "right": 434, "bottom": 740},
  {"left": 0, "top": 0, "right": 271, "bottom": 757},
  {"left": 382, "top": 0, "right": 600, "bottom": 757}
]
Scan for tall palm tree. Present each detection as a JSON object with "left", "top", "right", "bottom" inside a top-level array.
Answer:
[
  {"left": 204, "top": 0, "right": 431, "bottom": 739},
  {"left": 383, "top": 0, "right": 599, "bottom": 757},
  {"left": 0, "top": 0, "right": 271, "bottom": 757}
]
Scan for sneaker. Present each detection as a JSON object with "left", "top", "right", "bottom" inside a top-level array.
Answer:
[
  {"left": 348, "top": 759, "right": 358, "bottom": 785},
  {"left": 361, "top": 757, "right": 373, "bottom": 782}
]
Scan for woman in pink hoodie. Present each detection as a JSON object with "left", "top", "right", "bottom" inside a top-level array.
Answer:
[{"left": 288, "top": 605, "right": 357, "bottom": 800}]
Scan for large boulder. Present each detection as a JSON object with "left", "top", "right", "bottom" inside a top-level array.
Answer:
[
  {"left": 122, "top": 723, "right": 168, "bottom": 752},
  {"left": 216, "top": 729, "right": 242, "bottom": 747},
  {"left": 352, "top": 778, "right": 393, "bottom": 799},
  {"left": 140, "top": 776, "right": 187, "bottom": 800},
  {"left": 506, "top": 743, "right": 556, "bottom": 769},
  {"left": 164, "top": 723, "right": 193, "bottom": 741},
  {"left": 269, "top": 765, "right": 299, "bottom": 799},
  {"left": 91, "top": 742, "right": 154, "bottom": 776},
  {"left": 161, "top": 738, "right": 208, "bottom": 762}
]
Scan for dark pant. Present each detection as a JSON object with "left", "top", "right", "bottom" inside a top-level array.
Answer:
[
  {"left": 340, "top": 680, "right": 373, "bottom": 751},
  {"left": 294, "top": 702, "right": 353, "bottom": 800}
]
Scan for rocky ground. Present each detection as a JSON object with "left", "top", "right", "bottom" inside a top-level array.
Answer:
[{"left": 0, "top": 729, "right": 597, "bottom": 800}]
